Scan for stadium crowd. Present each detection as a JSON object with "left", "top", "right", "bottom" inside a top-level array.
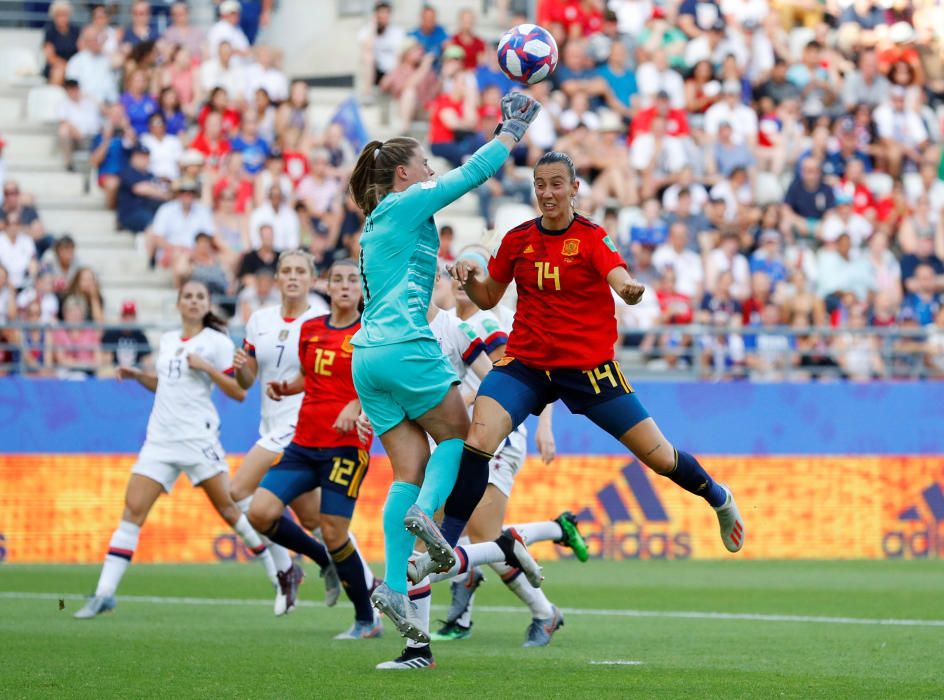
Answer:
[{"left": 2, "top": 0, "right": 944, "bottom": 381}]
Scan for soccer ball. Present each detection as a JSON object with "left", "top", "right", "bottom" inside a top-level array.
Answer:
[{"left": 497, "top": 24, "right": 558, "bottom": 85}]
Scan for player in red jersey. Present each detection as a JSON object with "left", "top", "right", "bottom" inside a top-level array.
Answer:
[
  {"left": 247, "top": 260, "right": 381, "bottom": 640},
  {"left": 451, "top": 151, "right": 746, "bottom": 554}
]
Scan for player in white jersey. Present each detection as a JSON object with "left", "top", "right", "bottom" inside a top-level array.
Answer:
[{"left": 75, "top": 280, "right": 268, "bottom": 619}]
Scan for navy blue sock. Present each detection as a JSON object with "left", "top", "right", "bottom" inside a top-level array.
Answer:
[
  {"left": 331, "top": 538, "right": 374, "bottom": 623},
  {"left": 441, "top": 444, "right": 492, "bottom": 547},
  {"left": 268, "top": 515, "right": 330, "bottom": 570},
  {"left": 666, "top": 449, "right": 726, "bottom": 508}
]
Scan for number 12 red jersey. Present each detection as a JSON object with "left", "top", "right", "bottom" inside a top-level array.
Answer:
[{"left": 488, "top": 214, "right": 626, "bottom": 371}]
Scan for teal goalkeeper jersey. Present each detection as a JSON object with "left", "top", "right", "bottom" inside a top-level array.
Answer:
[{"left": 352, "top": 139, "right": 510, "bottom": 348}]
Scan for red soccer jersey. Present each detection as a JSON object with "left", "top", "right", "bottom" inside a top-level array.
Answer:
[
  {"left": 489, "top": 214, "right": 627, "bottom": 370},
  {"left": 294, "top": 315, "right": 370, "bottom": 450}
]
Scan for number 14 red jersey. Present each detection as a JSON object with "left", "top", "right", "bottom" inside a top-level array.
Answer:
[
  {"left": 294, "top": 315, "right": 370, "bottom": 450},
  {"left": 488, "top": 214, "right": 626, "bottom": 371}
]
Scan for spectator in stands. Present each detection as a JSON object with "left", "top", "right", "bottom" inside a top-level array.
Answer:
[
  {"left": 863, "top": 230, "right": 902, "bottom": 306},
  {"left": 101, "top": 300, "right": 152, "bottom": 372},
  {"left": 410, "top": 4, "right": 449, "bottom": 60},
  {"left": 782, "top": 157, "right": 836, "bottom": 244},
  {"left": 211, "top": 183, "right": 250, "bottom": 272},
  {"left": 275, "top": 79, "right": 310, "bottom": 136},
  {"left": 653, "top": 222, "right": 704, "bottom": 299},
  {"left": 41, "top": 234, "right": 80, "bottom": 295},
  {"left": 65, "top": 266, "right": 105, "bottom": 323},
  {"left": 821, "top": 190, "right": 872, "bottom": 249},
  {"left": 121, "top": 0, "right": 158, "bottom": 55},
  {"left": 644, "top": 264, "right": 694, "bottom": 366},
  {"left": 208, "top": 0, "right": 251, "bottom": 61},
  {"left": 705, "top": 79, "right": 757, "bottom": 144},
  {"left": 900, "top": 229, "right": 944, "bottom": 293},
  {"left": 65, "top": 28, "right": 118, "bottom": 106},
  {"left": 43, "top": 1, "right": 80, "bottom": 86},
  {"left": 90, "top": 103, "right": 132, "bottom": 210},
  {"left": 249, "top": 184, "right": 299, "bottom": 251},
  {"left": 631, "top": 113, "right": 687, "bottom": 199},
  {"left": 699, "top": 268, "right": 742, "bottom": 323},
  {"left": 835, "top": 303, "right": 885, "bottom": 381},
  {"left": 233, "top": 0, "right": 273, "bottom": 46},
  {"left": 17, "top": 299, "right": 52, "bottom": 376},
  {"left": 901, "top": 263, "right": 942, "bottom": 325},
  {"left": 924, "top": 305, "right": 944, "bottom": 378},
  {"left": 200, "top": 41, "right": 248, "bottom": 104},
  {"left": 140, "top": 113, "right": 183, "bottom": 182},
  {"left": 786, "top": 40, "right": 838, "bottom": 122},
  {"left": 237, "top": 223, "right": 278, "bottom": 285},
  {"left": 230, "top": 113, "right": 269, "bottom": 175},
  {"left": 816, "top": 232, "right": 875, "bottom": 301},
  {"left": 146, "top": 179, "right": 213, "bottom": 268},
  {"left": 246, "top": 45, "right": 288, "bottom": 103},
  {"left": 296, "top": 148, "right": 342, "bottom": 244},
  {"left": 2, "top": 180, "right": 51, "bottom": 258},
  {"left": 86, "top": 3, "right": 121, "bottom": 65},
  {"left": 154, "top": 87, "right": 187, "bottom": 137},
  {"left": 164, "top": 1, "right": 206, "bottom": 57},
  {"left": 160, "top": 48, "right": 201, "bottom": 119},
  {"left": 198, "top": 86, "right": 242, "bottom": 135},
  {"left": 121, "top": 69, "right": 158, "bottom": 135},
  {"left": 677, "top": 0, "right": 723, "bottom": 38},
  {"left": 873, "top": 85, "right": 929, "bottom": 177},
  {"left": 237, "top": 266, "right": 279, "bottom": 323},
  {"left": 743, "top": 304, "right": 798, "bottom": 381},
  {"left": 175, "top": 232, "right": 232, "bottom": 293},
  {"left": 0, "top": 264, "right": 15, "bottom": 324},
  {"left": 379, "top": 38, "right": 437, "bottom": 133},
  {"left": 190, "top": 111, "right": 233, "bottom": 171},
  {"left": 449, "top": 8, "right": 485, "bottom": 69},
  {"left": 51, "top": 294, "right": 102, "bottom": 378},
  {"left": 706, "top": 230, "right": 750, "bottom": 299},
  {"left": 16, "top": 269, "right": 58, "bottom": 323},
  {"left": 56, "top": 79, "right": 101, "bottom": 172},
  {"left": 117, "top": 145, "right": 170, "bottom": 233},
  {"left": 359, "top": 1, "right": 406, "bottom": 100},
  {"left": 0, "top": 211, "right": 37, "bottom": 292},
  {"left": 842, "top": 48, "right": 890, "bottom": 110}
]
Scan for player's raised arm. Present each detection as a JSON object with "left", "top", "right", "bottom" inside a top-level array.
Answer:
[
  {"left": 116, "top": 366, "right": 158, "bottom": 393},
  {"left": 451, "top": 253, "right": 509, "bottom": 311},
  {"left": 606, "top": 265, "right": 646, "bottom": 306},
  {"left": 187, "top": 352, "right": 246, "bottom": 402}
]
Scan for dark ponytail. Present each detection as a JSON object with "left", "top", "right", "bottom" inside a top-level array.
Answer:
[{"left": 349, "top": 136, "right": 421, "bottom": 215}]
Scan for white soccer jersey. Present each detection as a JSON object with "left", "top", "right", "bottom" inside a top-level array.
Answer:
[
  {"left": 146, "top": 328, "right": 236, "bottom": 443},
  {"left": 447, "top": 305, "right": 514, "bottom": 396},
  {"left": 244, "top": 303, "right": 326, "bottom": 436},
  {"left": 429, "top": 311, "right": 485, "bottom": 381}
]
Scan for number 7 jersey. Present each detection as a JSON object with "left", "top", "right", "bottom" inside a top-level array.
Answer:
[
  {"left": 488, "top": 214, "right": 627, "bottom": 370},
  {"left": 294, "top": 314, "right": 369, "bottom": 450}
]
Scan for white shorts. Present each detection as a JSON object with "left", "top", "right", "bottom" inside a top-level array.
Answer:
[
  {"left": 488, "top": 427, "right": 526, "bottom": 498},
  {"left": 255, "top": 421, "right": 297, "bottom": 454},
  {"left": 131, "top": 438, "right": 228, "bottom": 493}
]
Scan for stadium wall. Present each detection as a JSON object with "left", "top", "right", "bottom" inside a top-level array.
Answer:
[{"left": 1, "top": 380, "right": 942, "bottom": 564}]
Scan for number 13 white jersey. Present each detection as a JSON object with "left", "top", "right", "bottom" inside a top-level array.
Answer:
[
  {"left": 147, "top": 328, "right": 236, "bottom": 443},
  {"left": 243, "top": 303, "right": 327, "bottom": 436}
]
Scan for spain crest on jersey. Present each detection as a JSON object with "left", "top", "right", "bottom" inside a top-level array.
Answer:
[
  {"left": 341, "top": 335, "right": 355, "bottom": 354},
  {"left": 278, "top": 329, "right": 289, "bottom": 342},
  {"left": 562, "top": 238, "right": 580, "bottom": 256}
]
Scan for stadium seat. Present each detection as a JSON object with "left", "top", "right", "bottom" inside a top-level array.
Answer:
[
  {"left": 26, "top": 84, "right": 66, "bottom": 124},
  {"left": 0, "top": 46, "right": 40, "bottom": 83},
  {"left": 754, "top": 172, "right": 784, "bottom": 206},
  {"left": 865, "top": 172, "right": 894, "bottom": 199}
]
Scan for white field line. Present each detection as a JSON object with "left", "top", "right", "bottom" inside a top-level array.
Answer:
[{"left": 2, "top": 591, "right": 943, "bottom": 628}]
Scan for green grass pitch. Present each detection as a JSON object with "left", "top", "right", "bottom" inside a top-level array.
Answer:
[{"left": 2, "top": 560, "right": 942, "bottom": 699}]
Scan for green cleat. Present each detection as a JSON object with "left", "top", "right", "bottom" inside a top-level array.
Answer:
[
  {"left": 430, "top": 620, "right": 473, "bottom": 641},
  {"left": 555, "top": 511, "right": 589, "bottom": 562}
]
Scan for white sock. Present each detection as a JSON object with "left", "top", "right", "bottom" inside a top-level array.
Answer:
[
  {"left": 95, "top": 520, "right": 140, "bottom": 596},
  {"left": 349, "top": 531, "right": 374, "bottom": 588},
  {"left": 236, "top": 496, "right": 293, "bottom": 574},
  {"left": 506, "top": 521, "right": 563, "bottom": 544},
  {"left": 233, "top": 513, "right": 278, "bottom": 584},
  {"left": 490, "top": 560, "right": 554, "bottom": 619},
  {"left": 455, "top": 587, "right": 476, "bottom": 628},
  {"left": 428, "top": 541, "right": 505, "bottom": 583},
  {"left": 406, "top": 571, "right": 432, "bottom": 649}
]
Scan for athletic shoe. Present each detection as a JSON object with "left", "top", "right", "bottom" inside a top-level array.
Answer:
[
  {"left": 376, "top": 645, "right": 437, "bottom": 670},
  {"left": 73, "top": 594, "right": 116, "bottom": 619},
  {"left": 714, "top": 484, "right": 745, "bottom": 553},
  {"left": 322, "top": 562, "right": 341, "bottom": 607},
  {"left": 444, "top": 568, "right": 484, "bottom": 624},
  {"left": 403, "top": 505, "right": 456, "bottom": 573},
  {"left": 431, "top": 620, "right": 472, "bottom": 641},
  {"left": 334, "top": 613, "right": 384, "bottom": 640},
  {"left": 555, "top": 511, "right": 589, "bottom": 562},
  {"left": 370, "top": 582, "right": 430, "bottom": 644},
  {"left": 523, "top": 606, "right": 564, "bottom": 647},
  {"left": 497, "top": 528, "right": 543, "bottom": 588},
  {"left": 275, "top": 563, "right": 304, "bottom": 616}
]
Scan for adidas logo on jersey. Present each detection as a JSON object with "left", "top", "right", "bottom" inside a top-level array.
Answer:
[
  {"left": 566, "top": 461, "right": 692, "bottom": 560},
  {"left": 883, "top": 481, "right": 944, "bottom": 559},
  {"left": 523, "top": 244, "right": 535, "bottom": 254}
]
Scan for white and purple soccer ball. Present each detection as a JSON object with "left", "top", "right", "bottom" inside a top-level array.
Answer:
[{"left": 497, "top": 24, "right": 559, "bottom": 86}]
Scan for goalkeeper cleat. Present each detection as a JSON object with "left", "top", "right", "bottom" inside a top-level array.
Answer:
[
  {"left": 73, "top": 594, "right": 116, "bottom": 619},
  {"left": 554, "top": 511, "right": 589, "bottom": 562},
  {"left": 376, "top": 645, "right": 437, "bottom": 670},
  {"left": 334, "top": 613, "right": 384, "bottom": 640},
  {"left": 497, "top": 528, "right": 543, "bottom": 588},
  {"left": 403, "top": 505, "right": 456, "bottom": 574},
  {"left": 523, "top": 606, "right": 564, "bottom": 647},
  {"left": 431, "top": 620, "right": 472, "bottom": 641},
  {"left": 371, "top": 582, "right": 430, "bottom": 644},
  {"left": 714, "top": 484, "right": 745, "bottom": 553},
  {"left": 444, "top": 568, "right": 484, "bottom": 624},
  {"left": 322, "top": 562, "right": 341, "bottom": 607}
]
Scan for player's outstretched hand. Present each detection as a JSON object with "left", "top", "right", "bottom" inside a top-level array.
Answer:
[
  {"left": 355, "top": 412, "right": 373, "bottom": 444},
  {"left": 618, "top": 278, "right": 646, "bottom": 306},
  {"left": 116, "top": 366, "right": 141, "bottom": 382},
  {"left": 232, "top": 347, "right": 250, "bottom": 370},
  {"left": 187, "top": 353, "right": 211, "bottom": 373},
  {"left": 449, "top": 258, "right": 484, "bottom": 285},
  {"left": 333, "top": 400, "right": 360, "bottom": 434},
  {"left": 499, "top": 92, "right": 541, "bottom": 143},
  {"left": 266, "top": 380, "right": 289, "bottom": 401}
]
